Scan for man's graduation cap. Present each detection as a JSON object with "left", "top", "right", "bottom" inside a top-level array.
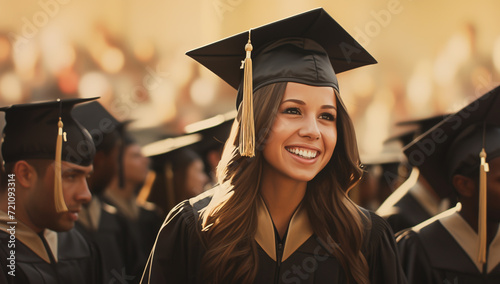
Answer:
[
  {"left": 1, "top": 97, "right": 97, "bottom": 212},
  {"left": 187, "top": 7, "right": 376, "bottom": 157},
  {"left": 404, "top": 85, "right": 500, "bottom": 264}
]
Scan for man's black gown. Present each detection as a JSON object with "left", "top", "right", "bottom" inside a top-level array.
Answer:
[
  {"left": 397, "top": 211, "right": 500, "bottom": 283},
  {"left": 0, "top": 211, "right": 101, "bottom": 284}
]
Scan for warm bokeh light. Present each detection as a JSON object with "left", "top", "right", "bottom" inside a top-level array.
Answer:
[
  {"left": 493, "top": 36, "right": 500, "bottom": 74},
  {"left": 406, "top": 60, "right": 434, "bottom": 116},
  {"left": 0, "top": 36, "right": 11, "bottom": 63},
  {"left": 100, "top": 47, "right": 125, "bottom": 74},
  {"left": 133, "top": 40, "right": 156, "bottom": 63},
  {"left": 0, "top": 0, "right": 499, "bottom": 151},
  {"left": 12, "top": 42, "right": 39, "bottom": 80},
  {"left": 0, "top": 72, "right": 23, "bottom": 103},
  {"left": 40, "top": 27, "right": 76, "bottom": 74},
  {"left": 189, "top": 77, "right": 216, "bottom": 107},
  {"left": 78, "top": 72, "right": 112, "bottom": 99}
]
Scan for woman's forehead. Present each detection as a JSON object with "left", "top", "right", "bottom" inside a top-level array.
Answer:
[{"left": 282, "top": 82, "right": 336, "bottom": 104}]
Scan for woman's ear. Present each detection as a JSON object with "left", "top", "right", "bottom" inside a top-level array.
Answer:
[
  {"left": 14, "top": 161, "right": 38, "bottom": 188},
  {"left": 452, "top": 174, "right": 476, "bottom": 198}
]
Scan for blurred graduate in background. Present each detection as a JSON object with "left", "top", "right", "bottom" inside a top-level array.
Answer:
[
  {"left": 102, "top": 123, "right": 163, "bottom": 271},
  {"left": 184, "top": 110, "right": 236, "bottom": 188},
  {"left": 73, "top": 101, "right": 143, "bottom": 283},
  {"left": 397, "top": 86, "right": 500, "bottom": 283},
  {"left": 377, "top": 114, "right": 455, "bottom": 233},
  {"left": 138, "top": 133, "right": 209, "bottom": 216}
]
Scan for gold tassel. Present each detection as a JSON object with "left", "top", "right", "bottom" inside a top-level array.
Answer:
[
  {"left": 55, "top": 116, "right": 68, "bottom": 213},
  {"left": 239, "top": 30, "right": 255, "bottom": 157},
  {"left": 478, "top": 148, "right": 488, "bottom": 264}
]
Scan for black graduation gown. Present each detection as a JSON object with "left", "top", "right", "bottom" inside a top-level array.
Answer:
[
  {"left": 141, "top": 189, "right": 407, "bottom": 284},
  {"left": 76, "top": 197, "right": 142, "bottom": 284},
  {"left": 384, "top": 193, "right": 432, "bottom": 233},
  {"left": 137, "top": 205, "right": 164, "bottom": 255},
  {"left": 0, "top": 211, "right": 101, "bottom": 284},
  {"left": 377, "top": 170, "right": 450, "bottom": 234},
  {"left": 397, "top": 212, "right": 500, "bottom": 284},
  {"left": 101, "top": 194, "right": 164, "bottom": 261}
]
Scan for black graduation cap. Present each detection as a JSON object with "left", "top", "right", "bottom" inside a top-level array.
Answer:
[
  {"left": 187, "top": 7, "right": 376, "bottom": 107},
  {"left": 187, "top": 8, "right": 376, "bottom": 157},
  {"left": 72, "top": 101, "right": 121, "bottom": 152},
  {"left": 396, "top": 114, "right": 449, "bottom": 133},
  {"left": 142, "top": 133, "right": 202, "bottom": 159},
  {"left": 184, "top": 110, "right": 236, "bottom": 154},
  {"left": 403, "top": 86, "right": 500, "bottom": 199},
  {"left": 404, "top": 86, "right": 500, "bottom": 264},
  {"left": 386, "top": 114, "right": 449, "bottom": 147},
  {"left": 139, "top": 133, "right": 203, "bottom": 213},
  {"left": 1, "top": 97, "right": 98, "bottom": 212},
  {"left": 1, "top": 98, "right": 97, "bottom": 166}
]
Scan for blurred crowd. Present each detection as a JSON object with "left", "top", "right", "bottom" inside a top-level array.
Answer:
[{"left": 1, "top": 10, "right": 500, "bottom": 282}]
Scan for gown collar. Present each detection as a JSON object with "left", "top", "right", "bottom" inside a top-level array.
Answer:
[
  {"left": 0, "top": 210, "right": 58, "bottom": 263},
  {"left": 440, "top": 211, "right": 500, "bottom": 273},
  {"left": 254, "top": 197, "right": 313, "bottom": 262}
]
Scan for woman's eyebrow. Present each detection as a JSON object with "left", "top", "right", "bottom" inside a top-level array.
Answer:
[
  {"left": 282, "top": 99, "right": 305, "bottom": 105},
  {"left": 321, "top": 105, "right": 337, "bottom": 110},
  {"left": 282, "top": 99, "right": 337, "bottom": 110}
]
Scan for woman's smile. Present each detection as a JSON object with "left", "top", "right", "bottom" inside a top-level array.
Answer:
[{"left": 262, "top": 82, "right": 337, "bottom": 183}]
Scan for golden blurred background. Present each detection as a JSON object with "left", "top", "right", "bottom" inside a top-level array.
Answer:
[{"left": 1, "top": 0, "right": 500, "bottom": 158}]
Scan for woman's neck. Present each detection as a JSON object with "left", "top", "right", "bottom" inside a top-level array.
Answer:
[{"left": 260, "top": 171, "right": 307, "bottom": 239}]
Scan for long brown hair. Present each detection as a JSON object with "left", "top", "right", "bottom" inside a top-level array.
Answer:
[{"left": 200, "top": 82, "right": 369, "bottom": 284}]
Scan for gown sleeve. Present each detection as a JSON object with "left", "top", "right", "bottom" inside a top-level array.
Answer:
[
  {"left": 140, "top": 200, "right": 204, "bottom": 284},
  {"left": 396, "top": 229, "right": 440, "bottom": 284},
  {"left": 365, "top": 212, "right": 408, "bottom": 284}
]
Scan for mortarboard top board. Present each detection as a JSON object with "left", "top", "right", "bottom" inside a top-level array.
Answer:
[
  {"left": 184, "top": 110, "right": 237, "bottom": 154},
  {"left": 186, "top": 7, "right": 377, "bottom": 109},
  {"left": 403, "top": 85, "right": 500, "bottom": 200},
  {"left": 396, "top": 114, "right": 449, "bottom": 133},
  {"left": 0, "top": 97, "right": 97, "bottom": 166},
  {"left": 384, "top": 130, "right": 418, "bottom": 148},
  {"left": 142, "top": 133, "right": 202, "bottom": 159},
  {"left": 385, "top": 114, "right": 450, "bottom": 147},
  {"left": 72, "top": 101, "right": 122, "bottom": 152}
]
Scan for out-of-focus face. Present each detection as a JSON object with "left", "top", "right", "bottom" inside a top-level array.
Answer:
[
  {"left": 123, "top": 144, "right": 150, "bottom": 186},
  {"left": 183, "top": 159, "right": 209, "bottom": 199},
  {"left": 262, "top": 82, "right": 337, "bottom": 183},
  {"left": 26, "top": 161, "right": 93, "bottom": 232}
]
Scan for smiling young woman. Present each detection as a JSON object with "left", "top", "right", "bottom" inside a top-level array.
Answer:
[{"left": 141, "top": 8, "right": 407, "bottom": 284}]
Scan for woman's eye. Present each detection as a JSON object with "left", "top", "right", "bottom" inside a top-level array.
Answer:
[
  {"left": 283, "top": 108, "right": 301, "bottom": 115},
  {"left": 319, "top": 113, "right": 335, "bottom": 121}
]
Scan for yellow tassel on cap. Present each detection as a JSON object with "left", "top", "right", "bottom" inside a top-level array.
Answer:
[
  {"left": 239, "top": 30, "right": 255, "bottom": 157},
  {"left": 55, "top": 100, "right": 68, "bottom": 213},
  {"left": 478, "top": 148, "right": 488, "bottom": 264}
]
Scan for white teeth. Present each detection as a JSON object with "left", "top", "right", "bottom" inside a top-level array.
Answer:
[{"left": 286, "top": 147, "right": 318, "bottom": 159}]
